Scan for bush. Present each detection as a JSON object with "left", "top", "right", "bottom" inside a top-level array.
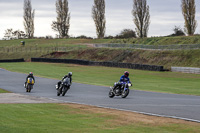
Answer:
[
  {"left": 169, "top": 26, "right": 185, "bottom": 36},
  {"left": 115, "top": 29, "right": 137, "bottom": 39},
  {"left": 75, "top": 35, "right": 93, "bottom": 39}
]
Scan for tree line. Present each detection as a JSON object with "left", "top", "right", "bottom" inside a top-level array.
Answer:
[{"left": 3, "top": 0, "right": 198, "bottom": 40}]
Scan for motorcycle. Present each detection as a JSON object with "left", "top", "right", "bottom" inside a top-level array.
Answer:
[
  {"left": 109, "top": 81, "right": 132, "bottom": 98},
  {"left": 56, "top": 77, "right": 71, "bottom": 96},
  {"left": 25, "top": 77, "right": 34, "bottom": 92}
]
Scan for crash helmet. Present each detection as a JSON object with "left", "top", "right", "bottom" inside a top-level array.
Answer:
[
  {"left": 68, "top": 72, "right": 72, "bottom": 77},
  {"left": 29, "top": 72, "right": 33, "bottom": 76},
  {"left": 124, "top": 71, "right": 129, "bottom": 77}
]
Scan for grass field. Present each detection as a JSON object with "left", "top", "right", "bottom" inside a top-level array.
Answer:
[
  {"left": 0, "top": 103, "right": 199, "bottom": 133},
  {"left": 0, "top": 62, "right": 200, "bottom": 96}
]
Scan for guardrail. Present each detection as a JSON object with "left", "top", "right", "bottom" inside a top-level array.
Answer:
[
  {"left": 0, "top": 58, "right": 25, "bottom": 62},
  {"left": 171, "top": 67, "right": 200, "bottom": 74},
  {"left": 93, "top": 44, "right": 200, "bottom": 50},
  {"left": 31, "top": 58, "right": 165, "bottom": 71}
]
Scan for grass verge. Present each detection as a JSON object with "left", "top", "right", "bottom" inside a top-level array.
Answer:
[
  {"left": 0, "top": 88, "right": 10, "bottom": 93},
  {"left": 0, "top": 103, "right": 199, "bottom": 133},
  {"left": 0, "top": 62, "right": 200, "bottom": 95}
]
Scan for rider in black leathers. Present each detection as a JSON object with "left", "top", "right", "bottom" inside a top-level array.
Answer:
[{"left": 56, "top": 72, "right": 72, "bottom": 90}]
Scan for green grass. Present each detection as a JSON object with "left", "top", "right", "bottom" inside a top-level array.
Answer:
[
  {"left": 0, "top": 103, "right": 199, "bottom": 133},
  {"left": 0, "top": 38, "right": 112, "bottom": 47},
  {"left": 0, "top": 62, "right": 200, "bottom": 96},
  {"left": 0, "top": 88, "right": 9, "bottom": 93},
  {"left": 111, "top": 35, "right": 200, "bottom": 45}
]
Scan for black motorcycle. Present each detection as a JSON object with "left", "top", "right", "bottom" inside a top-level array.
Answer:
[
  {"left": 109, "top": 81, "right": 131, "bottom": 98},
  {"left": 56, "top": 77, "right": 71, "bottom": 96}
]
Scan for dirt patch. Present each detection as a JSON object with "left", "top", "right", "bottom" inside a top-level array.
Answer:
[
  {"left": 61, "top": 103, "right": 200, "bottom": 126},
  {"left": 0, "top": 93, "right": 62, "bottom": 104}
]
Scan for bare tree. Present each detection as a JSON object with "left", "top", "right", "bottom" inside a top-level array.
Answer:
[
  {"left": 23, "top": 0, "right": 35, "bottom": 38},
  {"left": 52, "top": 0, "right": 70, "bottom": 38},
  {"left": 181, "top": 0, "right": 197, "bottom": 35},
  {"left": 132, "top": 0, "right": 150, "bottom": 38},
  {"left": 92, "top": 0, "right": 106, "bottom": 39},
  {"left": 4, "top": 29, "right": 13, "bottom": 40}
]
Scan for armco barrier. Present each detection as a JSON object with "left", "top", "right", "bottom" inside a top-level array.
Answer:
[
  {"left": 171, "top": 67, "right": 200, "bottom": 74},
  {"left": 31, "top": 58, "right": 164, "bottom": 71},
  {"left": 0, "top": 58, "right": 24, "bottom": 63}
]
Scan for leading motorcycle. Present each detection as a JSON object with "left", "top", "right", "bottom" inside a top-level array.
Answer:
[
  {"left": 109, "top": 81, "right": 132, "bottom": 98},
  {"left": 25, "top": 77, "right": 34, "bottom": 92},
  {"left": 56, "top": 77, "right": 71, "bottom": 96}
]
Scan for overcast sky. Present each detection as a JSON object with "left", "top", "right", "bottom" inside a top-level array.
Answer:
[{"left": 0, "top": 0, "right": 200, "bottom": 39}]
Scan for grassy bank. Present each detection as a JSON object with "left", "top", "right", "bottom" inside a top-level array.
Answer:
[
  {"left": 111, "top": 35, "right": 200, "bottom": 45},
  {"left": 0, "top": 38, "right": 112, "bottom": 47},
  {"left": 0, "top": 103, "right": 199, "bottom": 133},
  {"left": 1, "top": 38, "right": 200, "bottom": 68},
  {"left": 0, "top": 62, "right": 200, "bottom": 95},
  {"left": 0, "top": 88, "right": 9, "bottom": 93},
  {"left": 41, "top": 48, "right": 200, "bottom": 69}
]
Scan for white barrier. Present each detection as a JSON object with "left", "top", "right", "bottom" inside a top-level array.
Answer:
[{"left": 171, "top": 67, "right": 200, "bottom": 74}]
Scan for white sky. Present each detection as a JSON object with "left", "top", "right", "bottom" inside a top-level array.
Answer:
[{"left": 0, "top": 0, "right": 200, "bottom": 39}]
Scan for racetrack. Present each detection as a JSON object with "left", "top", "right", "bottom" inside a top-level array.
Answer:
[{"left": 0, "top": 68, "right": 200, "bottom": 123}]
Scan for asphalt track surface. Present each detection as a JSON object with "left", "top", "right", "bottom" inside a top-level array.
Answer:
[{"left": 1, "top": 68, "right": 200, "bottom": 123}]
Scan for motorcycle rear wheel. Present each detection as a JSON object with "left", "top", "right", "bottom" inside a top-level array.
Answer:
[{"left": 108, "top": 90, "right": 115, "bottom": 98}]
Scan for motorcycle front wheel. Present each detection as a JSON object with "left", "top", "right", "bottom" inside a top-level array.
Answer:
[
  {"left": 27, "top": 84, "right": 32, "bottom": 92},
  {"left": 121, "top": 89, "right": 129, "bottom": 98},
  {"left": 62, "top": 86, "right": 69, "bottom": 96}
]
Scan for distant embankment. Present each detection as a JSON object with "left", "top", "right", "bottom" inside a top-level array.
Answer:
[
  {"left": 0, "top": 58, "right": 24, "bottom": 63},
  {"left": 93, "top": 44, "right": 200, "bottom": 50},
  {"left": 31, "top": 58, "right": 165, "bottom": 72}
]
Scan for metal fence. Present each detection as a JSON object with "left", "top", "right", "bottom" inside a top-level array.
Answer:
[
  {"left": 93, "top": 44, "right": 200, "bottom": 50},
  {"left": 171, "top": 67, "right": 200, "bottom": 74}
]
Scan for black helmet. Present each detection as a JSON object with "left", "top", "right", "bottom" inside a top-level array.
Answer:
[
  {"left": 124, "top": 71, "right": 129, "bottom": 77},
  {"left": 68, "top": 72, "right": 72, "bottom": 77},
  {"left": 29, "top": 72, "right": 33, "bottom": 76}
]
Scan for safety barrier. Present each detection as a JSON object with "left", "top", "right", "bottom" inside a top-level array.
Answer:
[
  {"left": 31, "top": 58, "right": 164, "bottom": 71},
  {"left": 0, "top": 58, "right": 25, "bottom": 63},
  {"left": 171, "top": 67, "right": 200, "bottom": 74}
]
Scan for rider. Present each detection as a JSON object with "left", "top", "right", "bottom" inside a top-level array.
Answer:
[
  {"left": 113, "top": 71, "right": 131, "bottom": 90},
  {"left": 56, "top": 72, "right": 72, "bottom": 90},
  {"left": 25, "top": 72, "right": 35, "bottom": 87}
]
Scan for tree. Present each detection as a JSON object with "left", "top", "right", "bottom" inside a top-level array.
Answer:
[
  {"left": 23, "top": 0, "right": 35, "bottom": 38},
  {"left": 181, "top": 0, "right": 197, "bottom": 35},
  {"left": 52, "top": 0, "right": 70, "bottom": 38},
  {"left": 171, "top": 26, "right": 185, "bottom": 36},
  {"left": 92, "top": 0, "right": 106, "bottom": 39},
  {"left": 13, "top": 30, "right": 26, "bottom": 39},
  {"left": 4, "top": 29, "right": 13, "bottom": 40},
  {"left": 116, "top": 29, "right": 136, "bottom": 39},
  {"left": 132, "top": 0, "right": 150, "bottom": 38}
]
